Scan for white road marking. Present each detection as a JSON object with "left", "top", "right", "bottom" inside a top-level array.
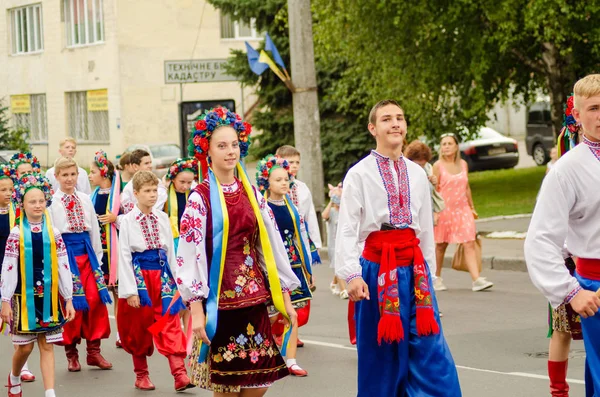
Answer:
[{"left": 299, "top": 339, "right": 585, "bottom": 385}]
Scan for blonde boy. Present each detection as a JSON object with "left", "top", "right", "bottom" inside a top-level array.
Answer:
[
  {"left": 46, "top": 138, "right": 92, "bottom": 194},
  {"left": 525, "top": 74, "right": 600, "bottom": 396}
]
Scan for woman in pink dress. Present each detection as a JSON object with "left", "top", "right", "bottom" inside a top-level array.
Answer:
[{"left": 432, "top": 133, "right": 494, "bottom": 292}]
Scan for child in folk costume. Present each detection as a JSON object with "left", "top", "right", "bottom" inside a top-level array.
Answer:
[
  {"left": 45, "top": 138, "right": 92, "bottom": 195},
  {"left": 48, "top": 157, "right": 113, "bottom": 372},
  {"left": 116, "top": 170, "right": 192, "bottom": 392},
  {"left": 120, "top": 150, "right": 168, "bottom": 214},
  {"left": 256, "top": 154, "right": 313, "bottom": 377},
  {"left": 118, "top": 152, "right": 133, "bottom": 191},
  {"left": 88, "top": 151, "right": 122, "bottom": 347},
  {"left": 335, "top": 100, "right": 461, "bottom": 396},
  {"left": 10, "top": 153, "right": 41, "bottom": 179},
  {"left": 1, "top": 174, "right": 76, "bottom": 397},
  {"left": 176, "top": 107, "right": 300, "bottom": 395}
]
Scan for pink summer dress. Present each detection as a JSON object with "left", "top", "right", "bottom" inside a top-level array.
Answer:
[{"left": 434, "top": 161, "right": 476, "bottom": 244}]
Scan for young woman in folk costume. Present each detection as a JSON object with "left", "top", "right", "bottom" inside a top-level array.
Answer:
[
  {"left": 88, "top": 150, "right": 123, "bottom": 347},
  {"left": 48, "top": 157, "right": 113, "bottom": 372},
  {"left": 2, "top": 163, "right": 37, "bottom": 383},
  {"left": 1, "top": 173, "right": 76, "bottom": 397},
  {"left": 175, "top": 107, "right": 300, "bottom": 396},
  {"left": 164, "top": 157, "right": 198, "bottom": 332},
  {"left": 10, "top": 153, "right": 41, "bottom": 180},
  {"left": 255, "top": 154, "right": 313, "bottom": 377}
]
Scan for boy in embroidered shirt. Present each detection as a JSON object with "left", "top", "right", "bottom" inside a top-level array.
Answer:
[
  {"left": 116, "top": 171, "right": 192, "bottom": 392},
  {"left": 1, "top": 173, "right": 75, "bottom": 397},
  {"left": 120, "top": 150, "right": 168, "bottom": 215},
  {"left": 45, "top": 138, "right": 92, "bottom": 195},
  {"left": 48, "top": 157, "right": 113, "bottom": 373}
]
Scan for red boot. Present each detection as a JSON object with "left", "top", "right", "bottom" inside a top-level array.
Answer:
[
  {"left": 65, "top": 344, "right": 81, "bottom": 372},
  {"left": 167, "top": 355, "right": 194, "bottom": 392},
  {"left": 548, "top": 360, "right": 569, "bottom": 397},
  {"left": 86, "top": 340, "right": 112, "bottom": 370},
  {"left": 133, "top": 356, "right": 155, "bottom": 391}
]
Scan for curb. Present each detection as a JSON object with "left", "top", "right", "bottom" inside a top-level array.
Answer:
[
  {"left": 475, "top": 213, "right": 532, "bottom": 223},
  {"left": 443, "top": 255, "right": 527, "bottom": 272}
]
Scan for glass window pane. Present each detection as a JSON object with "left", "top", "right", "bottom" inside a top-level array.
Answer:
[
  {"left": 78, "top": 0, "right": 85, "bottom": 44},
  {"left": 21, "top": 9, "right": 28, "bottom": 52},
  {"left": 96, "top": 0, "right": 103, "bottom": 41},
  {"left": 28, "top": 7, "right": 35, "bottom": 51},
  {"left": 36, "top": 6, "right": 42, "bottom": 50},
  {"left": 220, "top": 13, "right": 234, "bottom": 39},
  {"left": 237, "top": 20, "right": 252, "bottom": 38}
]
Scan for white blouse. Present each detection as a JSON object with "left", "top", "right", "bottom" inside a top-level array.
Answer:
[
  {"left": 525, "top": 143, "right": 600, "bottom": 308},
  {"left": 1, "top": 225, "right": 73, "bottom": 301},
  {"left": 175, "top": 182, "right": 301, "bottom": 303},
  {"left": 46, "top": 166, "right": 92, "bottom": 195},
  {"left": 334, "top": 151, "right": 436, "bottom": 282},
  {"left": 120, "top": 181, "right": 168, "bottom": 215},
  {"left": 49, "top": 190, "right": 103, "bottom": 265},
  {"left": 117, "top": 206, "right": 176, "bottom": 299},
  {"left": 290, "top": 180, "right": 322, "bottom": 249}
]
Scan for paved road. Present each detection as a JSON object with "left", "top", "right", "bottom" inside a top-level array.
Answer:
[
  {"left": 0, "top": 264, "right": 585, "bottom": 396},
  {"left": 515, "top": 136, "right": 538, "bottom": 169}
]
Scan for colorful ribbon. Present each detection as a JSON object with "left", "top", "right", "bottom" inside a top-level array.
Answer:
[
  {"left": 19, "top": 211, "right": 59, "bottom": 332},
  {"left": 166, "top": 184, "right": 189, "bottom": 240},
  {"left": 284, "top": 194, "right": 312, "bottom": 278}
]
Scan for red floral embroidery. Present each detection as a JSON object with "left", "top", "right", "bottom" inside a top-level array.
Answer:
[
  {"left": 61, "top": 194, "right": 86, "bottom": 233},
  {"left": 135, "top": 212, "right": 162, "bottom": 250},
  {"left": 372, "top": 151, "right": 412, "bottom": 226}
]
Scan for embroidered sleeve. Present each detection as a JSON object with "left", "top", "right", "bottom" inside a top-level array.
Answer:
[
  {"left": 564, "top": 286, "right": 582, "bottom": 304},
  {"left": 55, "top": 232, "right": 74, "bottom": 300},
  {"left": 175, "top": 192, "right": 210, "bottom": 302},
  {"left": 117, "top": 216, "right": 139, "bottom": 298},
  {"left": 85, "top": 196, "right": 104, "bottom": 264},
  {"left": 1, "top": 229, "right": 21, "bottom": 300},
  {"left": 335, "top": 170, "right": 364, "bottom": 281}
]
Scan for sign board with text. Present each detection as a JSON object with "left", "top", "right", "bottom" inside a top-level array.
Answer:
[
  {"left": 10, "top": 95, "right": 30, "bottom": 114},
  {"left": 87, "top": 89, "right": 108, "bottom": 111},
  {"left": 164, "top": 59, "right": 237, "bottom": 84}
]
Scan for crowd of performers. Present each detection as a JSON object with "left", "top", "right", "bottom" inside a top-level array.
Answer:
[
  {"left": 0, "top": 106, "right": 323, "bottom": 397},
  {"left": 2, "top": 74, "right": 600, "bottom": 397}
]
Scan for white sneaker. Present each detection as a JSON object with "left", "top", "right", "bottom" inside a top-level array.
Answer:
[
  {"left": 433, "top": 277, "right": 448, "bottom": 291},
  {"left": 330, "top": 282, "right": 341, "bottom": 295},
  {"left": 339, "top": 290, "right": 349, "bottom": 300},
  {"left": 472, "top": 277, "right": 494, "bottom": 292}
]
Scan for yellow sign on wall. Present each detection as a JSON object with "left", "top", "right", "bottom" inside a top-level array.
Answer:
[
  {"left": 10, "top": 95, "right": 30, "bottom": 114},
  {"left": 87, "top": 89, "right": 108, "bottom": 112}
]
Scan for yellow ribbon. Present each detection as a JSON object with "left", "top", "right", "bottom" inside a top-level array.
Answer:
[{"left": 166, "top": 184, "right": 189, "bottom": 239}]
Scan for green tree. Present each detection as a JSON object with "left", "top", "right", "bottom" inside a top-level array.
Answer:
[
  {"left": 313, "top": 0, "right": 600, "bottom": 139},
  {"left": 0, "top": 99, "right": 30, "bottom": 153}
]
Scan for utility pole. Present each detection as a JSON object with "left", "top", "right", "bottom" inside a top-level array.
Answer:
[{"left": 287, "top": 0, "right": 325, "bottom": 217}]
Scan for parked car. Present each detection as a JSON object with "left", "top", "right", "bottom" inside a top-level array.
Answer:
[
  {"left": 525, "top": 101, "right": 555, "bottom": 165},
  {"left": 0, "top": 150, "right": 18, "bottom": 163},
  {"left": 121, "top": 143, "right": 181, "bottom": 178},
  {"left": 433, "top": 127, "right": 519, "bottom": 172}
]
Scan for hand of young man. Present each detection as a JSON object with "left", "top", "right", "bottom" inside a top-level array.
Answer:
[
  {"left": 570, "top": 289, "right": 600, "bottom": 318},
  {"left": 347, "top": 278, "right": 370, "bottom": 302},
  {"left": 64, "top": 300, "right": 76, "bottom": 322},
  {"left": 190, "top": 301, "right": 210, "bottom": 346},
  {"left": 98, "top": 211, "right": 117, "bottom": 224},
  {"left": 1, "top": 301, "right": 12, "bottom": 324},
  {"left": 127, "top": 295, "right": 141, "bottom": 308}
]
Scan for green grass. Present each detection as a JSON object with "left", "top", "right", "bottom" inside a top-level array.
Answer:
[{"left": 470, "top": 166, "right": 546, "bottom": 219}]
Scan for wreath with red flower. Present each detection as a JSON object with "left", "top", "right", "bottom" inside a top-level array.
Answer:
[
  {"left": 10, "top": 152, "right": 41, "bottom": 175},
  {"left": 166, "top": 157, "right": 199, "bottom": 180},
  {"left": 94, "top": 150, "right": 111, "bottom": 178},
  {"left": 563, "top": 94, "right": 579, "bottom": 133},
  {"left": 14, "top": 173, "right": 53, "bottom": 208},
  {"left": 0, "top": 163, "right": 15, "bottom": 181},
  {"left": 255, "top": 154, "right": 295, "bottom": 193}
]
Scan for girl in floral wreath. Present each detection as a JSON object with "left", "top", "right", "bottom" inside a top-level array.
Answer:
[
  {"left": 1, "top": 173, "right": 76, "bottom": 397},
  {"left": 10, "top": 153, "right": 41, "bottom": 179},
  {"left": 48, "top": 157, "right": 113, "bottom": 373},
  {"left": 175, "top": 106, "right": 300, "bottom": 396},
  {"left": 88, "top": 151, "right": 122, "bottom": 347},
  {"left": 255, "top": 154, "right": 313, "bottom": 377}
]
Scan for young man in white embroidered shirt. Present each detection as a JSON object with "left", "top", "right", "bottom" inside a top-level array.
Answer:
[
  {"left": 335, "top": 100, "right": 461, "bottom": 396},
  {"left": 525, "top": 74, "right": 600, "bottom": 396},
  {"left": 120, "top": 149, "right": 168, "bottom": 215},
  {"left": 45, "top": 138, "right": 92, "bottom": 195},
  {"left": 48, "top": 157, "right": 113, "bottom": 373}
]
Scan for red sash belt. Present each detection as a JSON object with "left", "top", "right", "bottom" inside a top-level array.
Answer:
[
  {"left": 362, "top": 229, "right": 439, "bottom": 344},
  {"left": 576, "top": 258, "right": 600, "bottom": 280}
]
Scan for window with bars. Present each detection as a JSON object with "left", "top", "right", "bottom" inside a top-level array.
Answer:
[
  {"left": 64, "top": 0, "right": 104, "bottom": 47},
  {"left": 220, "top": 13, "right": 261, "bottom": 40},
  {"left": 66, "top": 91, "right": 109, "bottom": 142},
  {"left": 12, "top": 94, "right": 48, "bottom": 143},
  {"left": 10, "top": 4, "right": 44, "bottom": 55}
]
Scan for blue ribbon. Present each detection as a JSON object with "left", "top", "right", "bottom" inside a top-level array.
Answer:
[
  {"left": 41, "top": 215, "right": 53, "bottom": 323},
  {"left": 22, "top": 217, "right": 36, "bottom": 330},
  {"left": 286, "top": 194, "right": 312, "bottom": 276}
]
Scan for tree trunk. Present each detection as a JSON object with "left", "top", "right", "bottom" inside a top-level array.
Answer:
[{"left": 542, "top": 42, "right": 575, "bottom": 137}]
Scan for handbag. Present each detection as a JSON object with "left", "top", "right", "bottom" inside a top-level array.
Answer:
[{"left": 451, "top": 235, "right": 482, "bottom": 273}]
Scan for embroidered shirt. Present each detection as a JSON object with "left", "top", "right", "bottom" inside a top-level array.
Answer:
[
  {"left": 120, "top": 180, "right": 168, "bottom": 215},
  {"left": 335, "top": 151, "right": 435, "bottom": 283},
  {"left": 525, "top": 142, "right": 600, "bottom": 308},
  {"left": 117, "top": 206, "right": 176, "bottom": 299},
  {"left": 61, "top": 194, "right": 86, "bottom": 233}
]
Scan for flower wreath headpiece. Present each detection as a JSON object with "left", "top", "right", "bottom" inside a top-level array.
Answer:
[
  {"left": 255, "top": 154, "right": 295, "bottom": 193},
  {"left": 94, "top": 150, "right": 111, "bottom": 178},
  {"left": 10, "top": 152, "right": 41, "bottom": 174},
  {"left": 558, "top": 94, "right": 581, "bottom": 158},
  {"left": 14, "top": 173, "right": 53, "bottom": 207},
  {"left": 0, "top": 163, "right": 15, "bottom": 181},
  {"left": 563, "top": 95, "right": 579, "bottom": 133},
  {"left": 188, "top": 106, "right": 252, "bottom": 179},
  {"left": 166, "top": 157, "right": 199, "bottom": 181}
]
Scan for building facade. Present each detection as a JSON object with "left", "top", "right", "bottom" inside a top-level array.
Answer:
[{"left": 1, "top": 0, "right": 261, "bottom": 167}]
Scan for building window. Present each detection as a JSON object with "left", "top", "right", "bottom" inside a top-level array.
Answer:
[
  {"left": 220, "top": 13, "right": 261, "bottom": 40},
  {"left": 66, "top": 90, "right": 109, "bottom": 142},
  {"left": 10, "top": 4, "right": 44, "bottom": 55},
  {"left": 64, "top": 0, "right": 104, "bottom": 47},
  {"left": 11, "top": 94, "right": 48, "bottom": 142}
]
